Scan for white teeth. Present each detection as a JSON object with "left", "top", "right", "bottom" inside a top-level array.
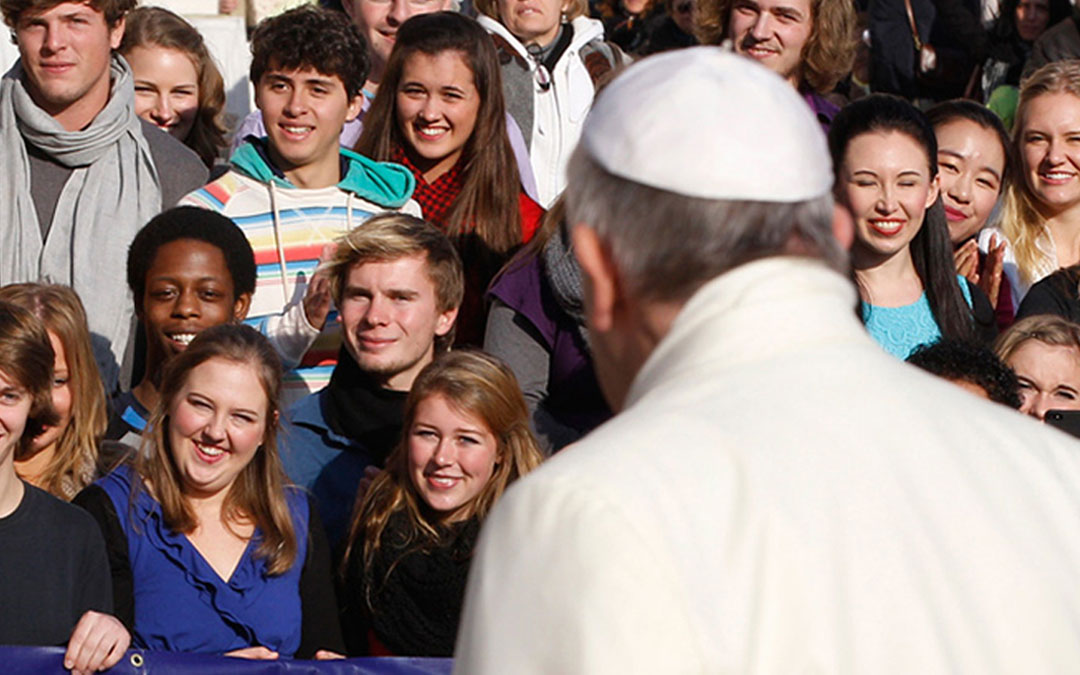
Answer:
[
  {"left": 170, "top": 333, "right": 196, "bottom": 345},
  {"left": 283, "top": 126, "right": 310, "bottom": 134},
  {"left": 198, "top": 444, "right": 224, "bottom": 457},
  {"left": 430, "top": 476, "right": 457, "bottom": 486},
  {"left": 1045, "top": 172, "right": 1073, "bottom": 180},
  {"left": 418, "top": 127, "right": 446, "bottom": 137}
]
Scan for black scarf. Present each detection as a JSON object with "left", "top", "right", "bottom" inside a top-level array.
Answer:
[
  {"left": 342, "top": 510, "right": 480, "bottom": 656},
  {"left": 323, "top": 348, "right": 407, "bottom": 465}
]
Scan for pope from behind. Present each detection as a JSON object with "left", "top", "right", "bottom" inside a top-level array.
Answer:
[{"left": 454, "top": 48, "right": 1080, "bottom": 673}]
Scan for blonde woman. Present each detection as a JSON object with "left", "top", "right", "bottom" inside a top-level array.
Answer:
[
  {"left": 0, "top": 284, "right": 108, "bottom": 500},
  {"left": 340, "top": 350, "right": 544, "bottom": 656},
  {"left": 983, "top": 60, "right": 1080, "bottom": 309}
]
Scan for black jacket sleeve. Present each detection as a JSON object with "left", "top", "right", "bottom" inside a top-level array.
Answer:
[
  {"left": 296, "top": 495, "right": 346, "bottom": 658},
  {"left": 966, "top": 278, "right": 998, "bottom": 344},
  {"left": 72, "top": 485, "right": 134, "bottom": 631}
]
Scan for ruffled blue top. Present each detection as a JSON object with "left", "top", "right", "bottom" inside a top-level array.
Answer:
[
  {"left": 96, "top": 465, "right": 308, "bottom": 656},
  {"left": 862, "top": 275, "right": 973, "bottom": 359}
]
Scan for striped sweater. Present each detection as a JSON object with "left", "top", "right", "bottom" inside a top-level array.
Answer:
[{"left": 181, "top": 141, "right": 419, "bottom": 405}]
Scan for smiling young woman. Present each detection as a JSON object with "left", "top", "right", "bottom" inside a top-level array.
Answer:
[
  {"left": 74, "top": 325, "right": 344, "bottom": 659},
  {"left": 339, "top": 350, "right": 543, "bottom": 656},
  {"left": 356, "top": 12, "right": 543, "bottom": 345},
  {"left": 829, "top": 95, "right": 994, "bottom": 358}
]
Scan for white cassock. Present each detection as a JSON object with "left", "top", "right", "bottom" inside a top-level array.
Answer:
[{"left": 454, "top": 257, "right": 1080, "bottom": 674}]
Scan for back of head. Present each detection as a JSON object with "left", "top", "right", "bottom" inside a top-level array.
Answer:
[
  {"left": 249, "top": 4, "right": 370, "bottom": 100},
  {"left": 0, "top": 300, "right": 58, "bottom": 452},
  {"left": 906, "top": 339, "right": 1022, "bottom": 408},
  {"left": 566, "top": 47, "right": 841, "bottom": 303}
]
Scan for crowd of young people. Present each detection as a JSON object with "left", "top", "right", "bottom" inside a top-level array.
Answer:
[{"left": 2, "top": 0, "right": 1080, "bottom": 665}]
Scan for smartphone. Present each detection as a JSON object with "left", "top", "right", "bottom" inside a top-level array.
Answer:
[{"left": 1045, "top": 410, "right": 1080, "bottom": 440}]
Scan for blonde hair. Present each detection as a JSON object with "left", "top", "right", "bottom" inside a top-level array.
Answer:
[
  {"left": 0, "top": 284, "right": 106, "bottom": 499},
  {"left": 136, "top": 324, "right": 297, "bottom": 575},
  {"left": 342, "top": 350, "right": 543, "bottom": 601},
  {"left": 994, "top": 314, "right": 1080, "bottom": 364},
  {"left": 1003, "top": 60, "right": 1080, "bottom": 286}
]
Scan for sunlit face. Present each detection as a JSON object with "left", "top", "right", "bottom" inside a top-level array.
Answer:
[
  {"left": 728, "top": 0, "right": 813, "bottom": 88},
  {"left": 167, "top": 357, "right": 269, "bottom": 499},
  {"left": 127, "top": 45, "right": 200, "bottom": 142},
  {"left": 1016, "top": 0, "right": 1050, "bottom": 42},
  {"left": 1005, "top": 340, "right": 1080, "bottom": 420},
  {"left": 408, "top": 393, "right": 498, "bottom": 522},
  {"left": 255, "top": 66, "right": 363, "bottom": 185},
  {"left": 338, "top": 255, "right": 457, "bottom": 392},
  {"left": 396, "top": 50, "right": 480, "bottom": 183},
  {"left": 838, "top": 130, "right": 940, "bottom": 263},
  {"left": 1020, "top": 92, "right": 1080, "bottom": 218},
  {"left": 15, "top": 2, "right": 124, "bottom": 121},
  {"left": 28, "top": 332, "right": 72, "bottom": 455},
  {"left": 497, "top": 0, "right": 568, "bottom": 47},
  {"left": 935, "top": 119, "right": 1007, "bottom": 244},
  {"left": 140, "top": 239, "right": 250, "bottom": 367},
  {"left": 341, "top": 0, "right": 451, "bottom": 79},
  {"left": 0, "top": 369, "right": 33, "bottom": 469}
]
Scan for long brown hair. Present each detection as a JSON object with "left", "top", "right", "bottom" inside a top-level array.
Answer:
[
  {"left": 355, "top": 12, "right": 523, "bottom": 257},
  {"left": 119, "top": 6, "right": 228, "bottom": 168},
  {"left": 0, "top": 284, "right": 106, "bottom": 499},
  {"left": 0, "top": 301, "right": 58, "bottom": 455},
  {"left": 135, "top": 324, "right": 298, "bottom": 575},
  {"left": 342, "top": 350, "right": 543, "bottom": 596}
]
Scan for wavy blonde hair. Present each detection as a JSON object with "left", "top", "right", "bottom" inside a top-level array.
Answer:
[
  {"left": 342, "top": 350, "right": 543, "bottom": 600},
  {"left": 1002, "top": 60, "right": 1080, "bottom": 287},
  {"left": 695, "top": 0, "right": 857, "bottom": 94},
  {"left": 0, "top": 284, "right": 106, "bottom": 499}
]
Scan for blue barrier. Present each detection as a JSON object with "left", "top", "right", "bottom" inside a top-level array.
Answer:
[{"left": 0, "top": 647, "right": 453, "bottom": 674}]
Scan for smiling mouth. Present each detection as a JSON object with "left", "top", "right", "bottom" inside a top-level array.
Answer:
[
  {"left": 167, "top": 332, "right": 198, "bottom": 349},
  {"left": 943, "top": 206, "right": 968, "bottom": 222},
  {"left": 1041, "top": 171, "right": 1075, "bottom": 184},
  {"left": 869, "top": 219, "right": 905, "bottom": 235},
  {"left": 194, "top": 441, "right": 227, "bottom": 464},
  {"left": 426, "top": 474, "right": 461, "bottom": 489}
]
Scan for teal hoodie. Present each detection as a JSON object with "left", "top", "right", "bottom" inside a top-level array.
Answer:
[{"left": 230, "top": 139, "right": 415, "bottom": 208}]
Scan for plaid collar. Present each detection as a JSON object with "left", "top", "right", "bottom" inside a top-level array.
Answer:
[{"left": 391, "top": 145, "right": 465, "bottom": 229}]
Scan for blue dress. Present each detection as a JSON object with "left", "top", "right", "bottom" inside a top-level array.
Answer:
[
  {"left": 862, "top": 276, "right": 973, "bottom": 359},
  {"left": 95, "top": 465, "right": 308, "bottom": 655}
]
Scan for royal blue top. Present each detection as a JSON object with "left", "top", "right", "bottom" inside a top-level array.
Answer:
[
  {"left": 862, "top": 275, "right": 973, "bottom": 359},
  {"left": 95, "top": 465, "right": 309, "bottom": 655}
]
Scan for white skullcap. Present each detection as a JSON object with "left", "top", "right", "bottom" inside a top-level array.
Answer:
[{"left": 580, "top": 47, "right": 833, "bottom": 202}]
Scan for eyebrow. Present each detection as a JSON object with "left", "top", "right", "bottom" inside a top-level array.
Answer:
[
  {"left": 939, "top": 149, "right": 1003, "bottom": 181},
  {"left": 265, "top": 73, "right": 339, "bottom": 88}
]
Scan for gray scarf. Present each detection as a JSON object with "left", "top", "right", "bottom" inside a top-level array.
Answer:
[
  {"left": 0, "top": 56, "right": 162, "bottom": 389},
  {"left": 542, "top": 220, "right": 589, "bottom": 345}
]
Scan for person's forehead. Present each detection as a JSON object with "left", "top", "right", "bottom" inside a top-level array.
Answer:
[
  {"left": 736, "top": 0, "right": 814, "bottom": 15},
  {"left": 261, "top": 64, "right": 346, "bottom": 87},
  {"left": 349, "top": 253, "right": 437, "bottom": 289},
  {"left": 22, "top": 0, "right": 104, "bottom": 21}
]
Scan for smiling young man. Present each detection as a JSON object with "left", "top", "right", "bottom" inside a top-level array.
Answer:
[
  {"left": 695, "top": 0, "right": 855, "bottom": 129},
  {"left": 279, "top": 214, "right": 462, "bottom": 549},
  {"left": 183, "top": 5, "right": 421, "bottom": 408},
  {"left": 0, "top": 0, "right": 208, "bottom": 391}
]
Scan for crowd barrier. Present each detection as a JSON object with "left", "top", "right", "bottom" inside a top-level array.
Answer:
[{"left": 0, "top": 647, "right": 453, "bottom": 674}]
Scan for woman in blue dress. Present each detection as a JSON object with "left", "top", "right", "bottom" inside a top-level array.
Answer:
[
  {"left": 828, "top": 95, "right": 995, "bottom": 359},
  {"left": 75, "top": 324, "right": 343, "bottom": 659}
]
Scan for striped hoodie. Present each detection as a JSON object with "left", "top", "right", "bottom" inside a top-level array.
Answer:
[{"left": 181, "top": 140, "right": 420, "bottom": 405}]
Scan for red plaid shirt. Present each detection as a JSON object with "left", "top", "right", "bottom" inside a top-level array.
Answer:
[{"left": 391, "top": 146, "right": 464, "bottom": 230}]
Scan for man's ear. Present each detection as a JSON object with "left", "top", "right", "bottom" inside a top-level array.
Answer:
[
  {"left": 571, "top": 223, "right": 619, "bottom": 333},
  {"left": 109, "top": 16, "right": 126, "bottom": 50},
  {"left": 832, "top": 202, "right": 855, "bottom": 251},
  {"left": 345, "top": 94, "right": 363, "bottom": 123},
  {"left": 232, "top": 292, "right": 253, "bottom": 322},
  {"left": 434, "top": 305, "right": 459, "bottom": 337}
]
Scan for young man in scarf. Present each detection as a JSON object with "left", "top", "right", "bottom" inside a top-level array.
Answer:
[
  {"left": 279, "top": 214, "right": 462, "bottom": 551},
  {"left": 0, "top": 0, "right": 208, "bottom": 391}
]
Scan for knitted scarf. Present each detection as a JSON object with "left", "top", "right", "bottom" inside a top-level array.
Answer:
[{"left": 0, "top": 56, "right": 162, "bottom": 388}]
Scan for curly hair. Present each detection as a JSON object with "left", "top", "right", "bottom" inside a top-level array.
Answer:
[
  {"left": 694, "top": 0, "right": 856, "bottom": 94},
  {"left": 907, "top": 339, "right": 1022, "bottom": 408},
  {"left": 2, "top": 0, "right": 132, "bottom": 27},
  {"left": 249, "top": 5, "right": 370, "bottom": 100},
  {"left": 127, "top": 206, "right": 256, "bottom": 309},
  {"left": 119, "top": 7, "right": 228, "bottom": 168}
]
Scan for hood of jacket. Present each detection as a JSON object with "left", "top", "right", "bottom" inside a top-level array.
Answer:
[
  {"left": 230, "top": 139, "right": 415, "bottom": 208},
  {"left": 478, "top": 14, "right": 606, "bottom": 64}
]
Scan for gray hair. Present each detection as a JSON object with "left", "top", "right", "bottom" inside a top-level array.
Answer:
[{"left": 564, "top": 147, "right": 848, "bottom": 302}]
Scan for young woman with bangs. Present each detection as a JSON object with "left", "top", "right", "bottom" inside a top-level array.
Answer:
[{"left": 355, "top": 11, "right": 544, "bottom": 346}]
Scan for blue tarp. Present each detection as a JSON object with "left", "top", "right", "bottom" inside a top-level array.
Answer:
[{"left": 0, "top": 647, "right": 453, "bottom": 674}]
